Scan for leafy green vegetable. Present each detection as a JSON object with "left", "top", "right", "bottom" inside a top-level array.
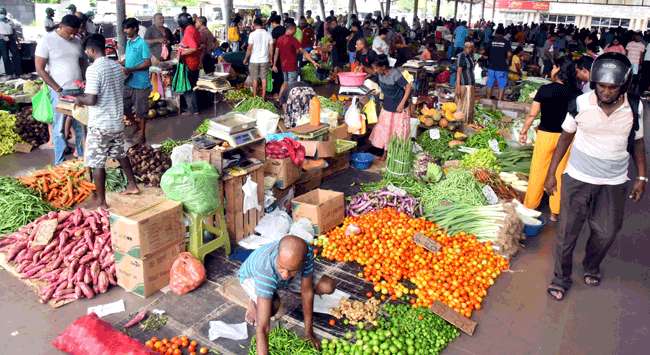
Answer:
[
  {"left": 318, "top": 96, "right": 344, "bottom": 115},
  {"left": 461, "top": 149, "right": 500, "bottom": 172},
  {"left": 474, "top": 105, "right": 510, "bottom": 129},
  {"left": 233, "top": 97, "right": 278, "bottom": 114},
  {"left": 416, "top": 129, "right": 462, "bottom": 161},
  {"left": 301, "top": 63, "right": 328, "bottom": 85},
  {"left": 497, "top": 146, "right": 533, "bottom": 174},
  {"left": 196, "top": 119, "right": 210, "bottom": 135},
  {"left": 466, "top": 127, "right": 506, "bottom": 151},
  {"left": 248, "top": 326, "right": 318, "bottom": 355},
  {"left": 422, "top": 169, "right": 487, "bottom": 216},
  {"left": 224, "top": 88, "right": 252, "bottom": 101},
  {"left": 160, "top": 138, "right": 189, "bottom": 155},
  {"left": 105, "top": 168, "right": 128, "bottom": 192},
  {"left": 518, "top": 81, "right": 544, "bottom": 103}
]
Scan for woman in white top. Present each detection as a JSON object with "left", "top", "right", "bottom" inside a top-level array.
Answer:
[{"left": 372, "top": 28, "right": 390, "bottom": 56}]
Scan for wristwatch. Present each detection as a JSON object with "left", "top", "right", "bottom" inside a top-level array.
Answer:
[{"left": 637, "top": 176, "right": 648, "bottom": 183}]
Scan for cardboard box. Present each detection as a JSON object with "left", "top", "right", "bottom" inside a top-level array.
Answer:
[
  {"left": 292, "top": 189, "right": 344, "bottom": 235},
  {"left": 331, "top": 123, "right": 350, "bottom": 140},
  {"left": 295, "top": 168, "right": 323, "bottom": 196},
  {"left": 114, "top": 242, "right": 184, "bottom": 298},
  {"left": 300, "top": 139, "right": 337, "bottom": 158},
  {"left": 264, "top": 158, "right": 302, "bottom": 189},
  {"left": 109, "top": 195, "right": 185, "bottom": 258}
]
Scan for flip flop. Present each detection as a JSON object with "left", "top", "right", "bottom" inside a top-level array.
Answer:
[
  {"left": 547, "top": 284, "right": 566, "bottom": 301},
  {"left": 584, "top": 273, "right": 601, "bottom": 287}
]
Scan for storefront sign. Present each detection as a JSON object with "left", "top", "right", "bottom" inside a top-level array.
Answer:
[{"left": 496, "top": 0, "right": 550, "bottom": 11}]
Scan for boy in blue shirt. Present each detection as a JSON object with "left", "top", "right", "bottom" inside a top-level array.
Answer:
[{"left": 121, "top": 18, "right": 151, "bottom": 143}]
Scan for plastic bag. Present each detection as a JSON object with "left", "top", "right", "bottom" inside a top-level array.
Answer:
[
  {"left": 364, "top": 99, "right": 378, "bottom": 125},
  {"left": 31, "top": 85, "right": 53, "bottom": 124},
  {"left": 266, "top": 71, "right": 273, "bottom": 93},
  {"left": 345, "top": 97, "right": 362, "bottom": 133},
  {"left": 169, "top": 252, "right": 206, "bottom": 295},
  {"left": 248, "top": 109, "right": 280, "bottom": 138},
  {"left": 242, "top": 176, "right": 261, "bottom": 213},
  {"left": 160, "top": 162, "right": 220, "bottom": 214},
  {"left": 255, "top": 210, "right": 292, "bottom": 240},
  {"left": 170, "top": 143, "right": 194, "bottom": 166},
  {"left": 172, "top": 63, "right": 191, "bottom": 93},
  {"left": 52, "top": 313, "right": 155, "bottom": 355},
  {"left": 160, "top": 45, "right": 170, "bottom": 61},
  {"left": 289, "top": 218, "right": 315, "bottom": 244}
]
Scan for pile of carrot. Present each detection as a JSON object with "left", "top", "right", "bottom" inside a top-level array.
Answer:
[{"left": 20, "top": 164, "right": 95, "bottom": 209}]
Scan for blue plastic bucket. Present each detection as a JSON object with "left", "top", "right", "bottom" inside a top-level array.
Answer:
[
  {"left": 524, "top": 216, "right": 547, "bottom": 238},
  {"left": 351, "top": 152, "right": 375, "bottom": 170}
]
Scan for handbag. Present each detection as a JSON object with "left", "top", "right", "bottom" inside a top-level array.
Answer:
[{"left": 172, "top": 62, "right": 191, "bottom": 93}]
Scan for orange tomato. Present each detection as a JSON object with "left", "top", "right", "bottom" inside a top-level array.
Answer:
[
  {"left": 154, "top": 341, "right": 163, "bottom": 349},
  {"left": 173, "top": 349, "right": 182, "bottom": 355},
  {"left": 199, "top": 348, "right": 209, "bottom": 354},
  {"left": 180, "top": 336, "right": 189, "bottom": 343},
  {"left": 190, "top": 340, "right": 198, "bottom": 347},
  {"left": 317, "top": 208, "right": 509, "bottom": 318},
  {"left": 181, "top": 340, "right": 189, "bottom": 348},
  {"left": 327, "top": 319, "right": 336, "bottom": 326}
]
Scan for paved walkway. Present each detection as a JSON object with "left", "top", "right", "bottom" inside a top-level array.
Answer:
[{"left": 0, "top": 107, "right": 649, "bottom": 354}]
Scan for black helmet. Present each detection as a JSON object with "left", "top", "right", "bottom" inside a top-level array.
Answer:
[
  {"left": 177, "top": 13, "right": 193, "bottom": 28},
  {"left": 590, "top": 52, "right": 631, "bottom": 89}
]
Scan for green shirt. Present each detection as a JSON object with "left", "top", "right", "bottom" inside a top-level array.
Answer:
[{"left": 294, "top": 27, "right": 303, "bottom": 42}]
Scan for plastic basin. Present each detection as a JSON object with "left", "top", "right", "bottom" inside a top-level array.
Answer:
[
  {"left": 524, "top": 216, "right": 547, "bottom": 238},
  {"left": 338, "top": 72, "right": 367, "bottom": 87},
  {"left": 351, "top": 152, "right": 375, "bottom": 170}
]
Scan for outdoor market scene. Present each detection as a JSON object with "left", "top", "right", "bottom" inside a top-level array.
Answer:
[{"left": 0, "top": 0, "right": 649, "bottom": 354}]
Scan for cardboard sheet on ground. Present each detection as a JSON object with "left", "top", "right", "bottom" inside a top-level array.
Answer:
[
  {"left": 87, "top": 299, "right": 125, "bottom": 318},
  {"left": 208, "top": 321, "right": 248, "bottom": 341},
  {"left": 313, "top": 289, "right": 350, "bottom": 315}
]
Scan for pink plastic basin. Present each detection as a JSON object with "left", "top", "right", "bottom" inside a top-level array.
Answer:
[{"left": 338, "top": 72, "right": 366, "bottom": 87}]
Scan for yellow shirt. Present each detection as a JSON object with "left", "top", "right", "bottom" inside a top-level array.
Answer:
[{"left": 509, "top": 55, "right": 521, "bottom": 81}]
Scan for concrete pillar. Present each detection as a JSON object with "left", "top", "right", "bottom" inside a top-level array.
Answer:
[
  {"left": 348, "top": 0, "right": 354, "bottom": 24},
  {"left": 469, "top": 2, "right": 473, "bottom": 25},
  {"left": 436, "top": 0, "right": 441, "bottom": 18},
  {"left": 116, "top": 0, "right": 126, "bottom": 56},
  {"left": 298, "top": 0, "right": 304, "bottom": 19},
  {"left": 276, "top": 0, "right": 283, "bottom": 16},
  {"left": 413, "top": 0, "right": 419, "bottom": 23},
  {"left": 386, "top": 0, "right": 391, "bottom": 18},
  {"left": 454, "top": 0, "right": 459, "bottom": 20},
  {"left": 319, "top": 0, "right": 326, "bottom": 19},
  {"left": 223, "top": 0, "right": 232, "bottom": 28},
  {"left": 492, "top": 0, "right": 496, "bottom": 21},
  {"left": 482, "top": 0, "right": 486, "bottom": 20}
]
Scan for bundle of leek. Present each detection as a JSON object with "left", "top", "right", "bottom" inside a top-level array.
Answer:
[{"left": 429, "top": 202, "right": 524, "bottom": 258}]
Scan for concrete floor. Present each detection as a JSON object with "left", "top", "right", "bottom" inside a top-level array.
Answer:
[{"left": 1, "top": 107, "right": 649, "bottom": 355}]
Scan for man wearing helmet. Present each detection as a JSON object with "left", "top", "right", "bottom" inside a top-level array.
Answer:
[
  {"left": 45, "top": 8, "right": 56, "bottom": 32},
  {"left": 544, "top": 53, "right": 646, "bottom": 301}
]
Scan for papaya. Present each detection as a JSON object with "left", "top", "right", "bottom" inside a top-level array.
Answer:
[{"left": 439, "top": 118, "right": 449, "bottom": 128}]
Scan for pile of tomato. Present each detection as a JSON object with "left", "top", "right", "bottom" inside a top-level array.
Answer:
[
  {"left": 144, "top": 335, "right": 210, "bottom": 355},
  {"left": 315, "top": 208, "right": 509, "bottom": 318}
]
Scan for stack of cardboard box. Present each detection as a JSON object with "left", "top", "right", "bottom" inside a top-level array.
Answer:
[{"left": 109, "top": 192, "right": 186, "bottom": 298}]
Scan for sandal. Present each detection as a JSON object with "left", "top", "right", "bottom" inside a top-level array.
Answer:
[
  {"left": 546, "top": 284, "right": 566, "bottom": 301},
  {"left": 549, "top": 213, "right": 559, "bottom": 222},
  {"left": 584, "top": 273, "right": 601, "bottom": 287}
]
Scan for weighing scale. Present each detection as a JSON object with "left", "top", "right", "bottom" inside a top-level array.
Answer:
[
  {"left": 206, "top": 112, "right": 261, "bottom": 147},
  {"left": 339, "top": 85, "right": 371, "bottom": 96}
]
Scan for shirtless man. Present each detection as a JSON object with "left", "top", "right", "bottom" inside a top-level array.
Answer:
[{"left": 238, "top": 235, "right": 335, "bottom": 354}]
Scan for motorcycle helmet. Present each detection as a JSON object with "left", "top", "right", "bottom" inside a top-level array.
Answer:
[
  {"left": 177, "top": 13, "right": 193, "bottom": 29},
  {"left": 590, "top": 52, "right": 632, "bottom": 94}
]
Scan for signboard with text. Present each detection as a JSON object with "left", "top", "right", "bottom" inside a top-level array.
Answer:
[{"left": 496, "top": 0, "right": 551, "bottom": 11}]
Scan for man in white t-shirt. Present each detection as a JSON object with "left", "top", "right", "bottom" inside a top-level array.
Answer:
[
  {"left": 35, "top": 14, "right": 85, "bottom": 165},
  {"left": 244, "top": 18, "right": 273, "bottom": 99},
  {"left": 544, "top": 53, "right": 646, "bottom": 301}
]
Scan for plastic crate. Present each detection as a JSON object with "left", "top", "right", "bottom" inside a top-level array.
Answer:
[{"left": 335, "top": 139, "right": 357, "bottom": 154}]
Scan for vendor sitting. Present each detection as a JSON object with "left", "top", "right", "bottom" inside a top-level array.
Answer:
[
  {"left": 239, "top": 235, "right": 335, "bottom": 353},
  {"left": 352, "top": 38, "right": 376, "bottom": 74},
  {"left": 279, "top": 81, "right": 316, "bottom": 128}
]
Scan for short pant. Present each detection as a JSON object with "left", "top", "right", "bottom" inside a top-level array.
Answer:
[
  {"left": 123, "top": 87, "right": 150, "bottom": 119},
  {"left": 283, "top": 70, "right": 298, "bottom": 83},
  {"left": 249, "top": 62, "right": 270, "bottom": 81},
  {"left": 84, "top": 127, "right": 126, "bottom": 168},
  {"left": 632, "top": 63, "right": 639, "bottom": 75},
  {"left": 487, "top": 69, "right": 508, "bottom": 90}
]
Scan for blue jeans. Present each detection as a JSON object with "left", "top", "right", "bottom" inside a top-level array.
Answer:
[{"left": 50, "top": 87, "right": 84, "bottom": 165}]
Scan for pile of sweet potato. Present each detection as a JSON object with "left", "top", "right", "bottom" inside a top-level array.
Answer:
[{"left": 0, "top": 208, "right": 116, "bottom": 304}]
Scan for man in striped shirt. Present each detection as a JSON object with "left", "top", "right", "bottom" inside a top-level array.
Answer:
[
  {"left": 544, "top": 53, "right": 646, "bottom": 301},
  {"left": 239, "top": 235, "right": 335, "bottom": 353},
  {"left": 75, "top": 34, "right": 140, "bottom": 208}
]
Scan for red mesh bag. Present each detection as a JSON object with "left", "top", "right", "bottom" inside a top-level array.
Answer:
[
  {"left": 52, "top": 313, "right": 155, "bottom": 355},
  {"left": 169, "top": 252, "right": 206, "bottom": 295}
]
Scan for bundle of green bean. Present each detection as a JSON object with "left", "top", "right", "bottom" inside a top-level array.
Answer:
[
  {"left": 0, "top": 176, "right": 54, "bottom": 234},
  {"left": 105, "top": 168, "right": 128, "bottom": 192},
  {"left": 248, "top": 326, "right": 319, "bottom": 355},
  {"left": 421, "top": 169, "right": 487, "bottom": 216},
  {"left": 233, "top": 97, "right": 278, "bottom": 114},
  {"left": 497, "top": 146, "right": 533, "bottom": 174},
  {"left": 385, "top": 137, "right": 413, "bottom": 179}
]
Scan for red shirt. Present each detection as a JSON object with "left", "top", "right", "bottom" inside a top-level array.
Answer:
[
  {"left": 181, "top": 25, "right": 201, "bottom": 71},
  {"left": 277, "top": 34, "right": 301, "bottom": 72},
  {"left": 302, "top": 27, "right": 315, "bottom": 49}
]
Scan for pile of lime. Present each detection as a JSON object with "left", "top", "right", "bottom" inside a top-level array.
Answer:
[{"left": 321, "top": 304, "right": 459, "bottom": 355}]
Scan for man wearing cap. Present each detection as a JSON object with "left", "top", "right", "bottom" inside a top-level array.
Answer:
[
  {"left": 45, "top": 8, "right": 56, "bottom": 32},
  {"left": 67, "top": 4, "right": 76, "bottom": 16},
  {"left": 0, "top": 8, "right": 21, "bottom": 78},
  {"left": 544, "top": 53, "right": 647, "bottom": 301}
]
